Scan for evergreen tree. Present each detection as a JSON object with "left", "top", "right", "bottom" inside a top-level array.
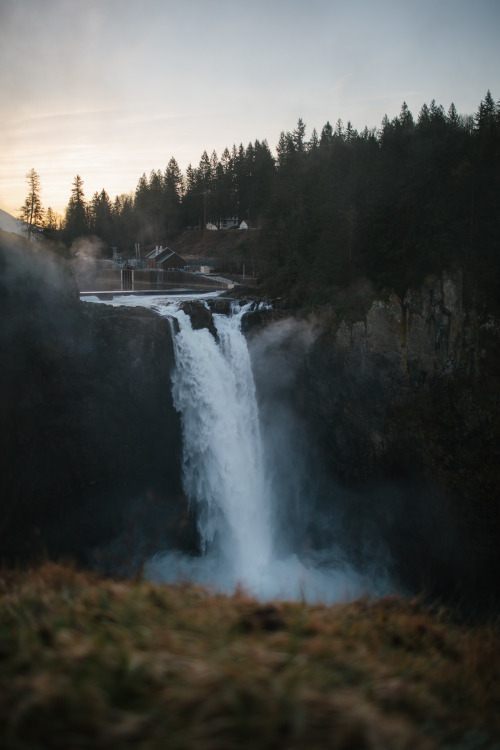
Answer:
[
  {"left": 19, "top": 168, "right": 44, "bottom": 240},
  {"left": 345, "top": 121, "right": 357, "bottom": 141},
  {"left": 148, "top": 169, "right": 165, "bottom": 241},
  {"left": 398, "top": 101, "right": 415, "bottom": 129},
  {"left": 44, "top": 207, "right": 57, "bottom": 230},
  {"left": 276, "top": 131, "right": 289, "bottom": 166},
  {"left": 164, "top": 157, "right": 183, "bottom": 235},
  {"left": 308, "top": 128, "right": 319, "bottom": 150},
  {"left": 334, "top": 119, "right": 345, "bottom": 139},
  {"left": 292, "top": 118, "right": 306, "bottom": 152},
  {"left": 378, "top": 114, "right": 390, "bottom": 141},
  {"left": 64, "top": 175, "right": 87, "bottom": 242},
  {"left": 475, "top": 90, "right": 497, "bottom": 131},
  {"left": 447, "top": 102, "right": 459, "bottom": 128},
  {"left": 89, "top": 189, "right": 113, "bottom": 243},
  {"left": 417, "top": 103, "right": 431, "bottom": 129},
  {"left": 112, "top": 194, "right": 137, "bottom": 252},
  {"left": 320, "top": 121, "right": 333, "bottom": 148},
  {"left": 198, "top": 151, "right": 211, "bottom": 190},
  {"left": 182, "top": 163, "right": 204, "bottom": 228}
]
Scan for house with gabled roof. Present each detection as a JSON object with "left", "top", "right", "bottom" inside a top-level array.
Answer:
[{"left": 145, "top": 246, "right": 187, "bottom": 270}]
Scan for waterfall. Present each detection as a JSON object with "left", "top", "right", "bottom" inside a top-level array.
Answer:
[
  {"left": 169, "top": 304, "right": 273, "bottom": 579},
  {"left": 146, "top": 301, "right": 390, "bottom": 602}
]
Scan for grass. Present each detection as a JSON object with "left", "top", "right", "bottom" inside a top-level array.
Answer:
[{"left": 0, "top": 563, "right": 499, "bottom": 749}]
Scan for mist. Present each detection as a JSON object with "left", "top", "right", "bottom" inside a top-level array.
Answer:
[
  {"left": 247, "top": 315, "right": 470, "bottom": 607},
  {"left": 145, "top": 304, "right": 393, "bottom": 603},
  {"left": 0, "top": 231, "right": 473, "bottom": 608}
]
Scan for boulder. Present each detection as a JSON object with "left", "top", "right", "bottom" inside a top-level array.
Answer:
[{"left": 178, "top": 300, "right": 217, "bottom": 338}]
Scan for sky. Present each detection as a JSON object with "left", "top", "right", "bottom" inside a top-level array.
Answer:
[{"left": 1, "top": 0, "right": 499, "bottom": 217}]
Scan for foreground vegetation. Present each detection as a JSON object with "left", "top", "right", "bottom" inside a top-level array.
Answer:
[{"left": 1, "top": 563, "right": 499, "bottom": 749}]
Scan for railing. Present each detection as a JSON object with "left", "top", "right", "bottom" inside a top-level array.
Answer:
[
  {"left": 121, "top": 269, "right": 134, "bottom": 290},
  {"left": 93, "top": 268, "right": 232, "bottom": 291}
]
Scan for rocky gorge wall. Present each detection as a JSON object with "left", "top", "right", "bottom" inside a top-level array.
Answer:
[
  {"left": 0, "top": 232, "right": 189, "bottom": 568},
  {"left": 295, "top": 272, "right": 468, "bottom": 478},
  {"left": 2, "top": 229, "right": 498, "bottom": 610},
  {"left": 245, "top": 271, "right": 499, "bottom": 612}
]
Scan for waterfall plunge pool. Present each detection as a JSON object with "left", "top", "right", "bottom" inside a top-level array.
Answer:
[{"left": 83, "top": 293, "right": 394, "bottom": 603}]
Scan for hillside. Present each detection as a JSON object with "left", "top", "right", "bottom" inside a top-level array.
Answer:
[
  {"left": 158, "top": 227, "right": 263, "bottom": 278},
  {"left": 1, "top": 562, "right": 499, "bottom": 750},
  {"left": 0, "top": 208, "right": 27, "bottom": 237}
]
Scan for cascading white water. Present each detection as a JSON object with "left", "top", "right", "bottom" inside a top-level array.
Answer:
[
  {"left": 169, "top": 304, "right": 273, "bottom": 579},
  {"left": 146, "top": 300, "right": 391, "bottom": 602}
]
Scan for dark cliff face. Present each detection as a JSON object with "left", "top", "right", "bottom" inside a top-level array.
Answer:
[
  {"left": 3, "top": 232, "right": 498, "bottom": 612},
  {"left": 247, "top": 274, "right": 500, "bottom": 614},
  {"left": 0, "top": 232, "right": 188, "bottom": 568}
]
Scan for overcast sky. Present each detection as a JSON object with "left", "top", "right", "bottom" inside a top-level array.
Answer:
[{"left": 1, "top": 0, "right": 499, "bottom": 216}]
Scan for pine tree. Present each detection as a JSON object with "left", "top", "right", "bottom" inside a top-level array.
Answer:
[
  {"left": 417, "top": 103, "right": 431, "bottom": 129},
  {"left": 64, "top": 175, "right": 87, "bottom": 241},
  {"left": 164, "top": 157, "right": 183, "bottom": 235},
  {"left": 199, "top": 151, "right": 211, "bottom": 189},
  {"left": 292, "top": 118, "right": 306, "bottom": 152},
  {"left": 447, "top": 102, "right": 459, "bottom": 128},
  {"left": 320, "top": 121, "right": 333, "bottom": 148},
  {"left": 398, "top": 102, "right": 414, "bottom": 129},
  {"left": 89, "top": 189, "right": 113, "bottom": 242},
  {"left": 308, "top": 128, "right": 319, "bottom": 150},
  {"left": 44, "top": 207, "right": 57, "bottom": 230},
  {"left": 345, "top": 121, "right": 357, "bottom": 141},
  {"left": 378, "top": 114, "right": 390, "bottom": 141},
  {"left": 475, "top": 90, "right": 497, "bottom": 132},
  {"left": 19, "top": 168, "right": 44, "bottom": 240},
  {"left": 165, "top": 157, "right": 184, "bottom": 200},
  {"left": 276, "top": 132, "right": 289, "bottom": 166}
]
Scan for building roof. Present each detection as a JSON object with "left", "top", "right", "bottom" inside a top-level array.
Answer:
[
  {"left": 145, "top": 245, "right": 165, "bottom": 260},
  {"left": 155, "top": 249, "right": 186, "bottom": 265}
]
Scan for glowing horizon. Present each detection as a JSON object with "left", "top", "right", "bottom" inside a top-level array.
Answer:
[{"left": 1, "top": 0, "right": 499, "bottom": 218}]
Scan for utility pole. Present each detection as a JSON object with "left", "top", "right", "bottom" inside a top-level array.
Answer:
[{"left": 203, "top": 190, "right": 207, "bottom": 257}]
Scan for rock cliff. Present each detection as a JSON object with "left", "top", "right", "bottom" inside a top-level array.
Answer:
[
  {"left": 0, "top": 232, "right": 189, "bottom": 568},
  {"left": 247, "top": 271, "right": 499, "bottom": 611},
  {"left": 292, "top": 271, "right": 496, "bottom": 488},
  {"left": 2, "top": 229, "right": 498, "bottom": 610}
]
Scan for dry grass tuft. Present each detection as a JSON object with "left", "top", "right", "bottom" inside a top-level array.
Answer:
[{"left": 0, "top": 563, "right": 499, "bottom": 749}]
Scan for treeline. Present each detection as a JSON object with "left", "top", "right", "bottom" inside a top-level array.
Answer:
[
  {"left": 56, "top": 143, "right": 276, "bottom": 249},
  {"left": 23, "top": 91, "right": 500, "bottom": 306},
  {"left": 261, "top": 93, "right": 500, "bottom": 305}
]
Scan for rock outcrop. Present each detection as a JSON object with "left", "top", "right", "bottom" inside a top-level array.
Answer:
[
  {"left": 178, "top": 300, "right": 217, "bottom": 338},
  {"left": 261, "top": 271, "right": 489, "bottom": 485},
  {"left": 0, "top": 232, "right": 190, "bottom": 568},
  {"left": 247, "top": 271, "right": 499, "bottom": 612}
]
